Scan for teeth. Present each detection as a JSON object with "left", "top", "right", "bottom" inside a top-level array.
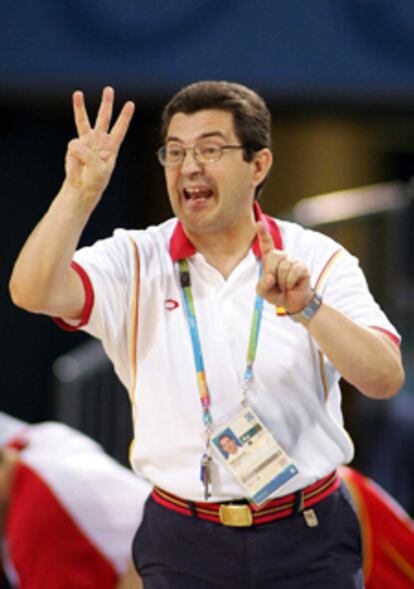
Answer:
[
  {"left": 183, "top": 186, "right": 212, "bottom": 200},
  {"left": 186, "top": 188, "right": 202, "bottom": 194}
]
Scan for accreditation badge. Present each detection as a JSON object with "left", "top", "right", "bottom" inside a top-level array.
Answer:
[{"left": 211, "top": 405, "right": 299, "bottom": 506}]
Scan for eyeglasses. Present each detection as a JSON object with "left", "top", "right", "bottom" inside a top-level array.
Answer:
[{"left": 157, "top": 140, "right": 244, "bottom": 167}]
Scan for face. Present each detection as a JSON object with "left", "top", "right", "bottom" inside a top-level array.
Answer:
[
  {"left": 164, "top": 109, "right": 271, "bottom": 237},
  {"left": 219, "top": 435, "right": 239, "bottom": 455}
]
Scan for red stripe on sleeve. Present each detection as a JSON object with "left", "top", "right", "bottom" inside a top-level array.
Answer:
[
  {"left": 370, "top": 326, "right": 401, "bottom": 348},
  {"left": 53, "top": 261, "right": 94, "bottom": 331}
]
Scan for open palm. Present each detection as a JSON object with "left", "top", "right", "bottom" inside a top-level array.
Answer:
[{"left": 65, "top": 87, "right": 135, "bottom": 200}]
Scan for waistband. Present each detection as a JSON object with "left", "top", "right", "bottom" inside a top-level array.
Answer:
[{"left": 152, "top": 471, "right": 339, "bottom": 527}]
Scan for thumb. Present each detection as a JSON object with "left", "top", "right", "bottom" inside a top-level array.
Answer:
[{"left": 257, "top": 270, "right": 276, "bottom": 296}]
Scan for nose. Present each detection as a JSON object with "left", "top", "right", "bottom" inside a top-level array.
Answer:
[{"left": 180, "top": 147, "right": 203, "bottom": 175}]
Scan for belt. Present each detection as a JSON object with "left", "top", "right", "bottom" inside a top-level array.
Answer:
[{"left": 152, "top": 471, "right": 339, "bottom": 527}]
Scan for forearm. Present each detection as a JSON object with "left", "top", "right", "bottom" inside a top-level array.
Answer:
[
  {"left": 306, "top": 302, "right": 404, "bottom": 399},
  {"left": 10, "top": 87, "right": 134, "bottom": 319},
  {"left": 9, "top": 181, "right": 97, "bottom": 317}
]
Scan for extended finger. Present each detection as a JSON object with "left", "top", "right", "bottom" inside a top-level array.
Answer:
[
  {"left": 110, "top": 101, "right": 135, "bottom": 147},
  {"left": 73, "top": 90, "right": 92, "bottom": 136},
  {"left": 95, "top": 86, "right": 114, "bottom": 133},
  {"left": 256, "top": 221, "right": 274, "bottom": 259}
]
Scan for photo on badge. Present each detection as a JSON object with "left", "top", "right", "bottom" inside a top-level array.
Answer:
[{"left": 213, "top": 428, "right": 244, "bottom": 461}]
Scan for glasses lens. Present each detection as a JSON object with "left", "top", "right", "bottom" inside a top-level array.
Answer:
[
  {"left": 157, "top": 142, "right": 230, "bottom": 166},
  {"left": 157, "top": 144, "right": 184, "bottom": 166},
  {"left": 196, "top": 142, "right": 222, "bottom": 163},
  {"left": 157, "top": 146, "right": 166, "bottom": 165},
  {"left": 166, "top": 144, "right": 185, "bottom": 166}
]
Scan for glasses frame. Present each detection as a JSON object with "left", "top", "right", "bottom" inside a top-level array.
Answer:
[{"left": 157, "top": 141, "right": 244, "bottom": 167}]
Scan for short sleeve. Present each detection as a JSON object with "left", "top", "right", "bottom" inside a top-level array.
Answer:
[
  {"left": 316, "top": 248, "right": 400, "bottom": 345},
  {"left": 55, "top": 229, "right": 138, "bottom": 389}
]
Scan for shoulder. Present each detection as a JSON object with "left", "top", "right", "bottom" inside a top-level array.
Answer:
[
  {"left": 272, "top": 217, "right": 371, "bottom": 293},
  {"left": 118, "top": 218, "right": 178, "bottom": 250},
  {"left": 276, "top": 218, "right": 341, "bottom": 254},
  {"left": 73, "top": 218, "right": 178, "bottom": 278},
  {"left": 275, "top": 218, "right": 351, "bottom": 279},
  {"left": 75, "top": 218, "right": 177, "bottom": 257}
]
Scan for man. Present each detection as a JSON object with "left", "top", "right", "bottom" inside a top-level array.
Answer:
[
  {"left": 216, "top": 433, "right": 243, "bottom": 459},
  {"left": 9, "top": 81, "right": 404, "bottom": 588},
  {"left": 0, "top": 412, "right": 149, "bottom": 589}
]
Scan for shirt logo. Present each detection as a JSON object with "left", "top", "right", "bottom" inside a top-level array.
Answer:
[{"left": 165, "top": 298, "right": 179, "bottom": 311}]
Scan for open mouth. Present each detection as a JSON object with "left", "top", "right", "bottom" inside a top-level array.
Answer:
[{"left": 183, "top": 187, "right": 214, "bottom": 202}]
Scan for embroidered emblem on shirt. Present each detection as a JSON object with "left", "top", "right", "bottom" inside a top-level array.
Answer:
[{"left": 165, "top": 299, "right": 180, "bottom": 311}]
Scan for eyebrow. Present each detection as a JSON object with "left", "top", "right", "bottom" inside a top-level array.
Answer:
[{"left": 166, "top": 131, "right": 227, "bottom": 143}]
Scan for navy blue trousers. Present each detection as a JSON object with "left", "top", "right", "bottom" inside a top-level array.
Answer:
[{"left": 132, "top": 482, "right": 364, "bottom": 589}]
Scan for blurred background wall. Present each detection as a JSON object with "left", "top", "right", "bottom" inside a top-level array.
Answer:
[{"left": 1, "top": 0, "right": 414, "bottom": 511}]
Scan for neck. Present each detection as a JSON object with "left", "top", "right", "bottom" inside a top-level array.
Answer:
[{"left": 185, "top": 219, "right": 257, "bottom": 279}]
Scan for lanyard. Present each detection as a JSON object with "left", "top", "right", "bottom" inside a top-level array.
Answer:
[
  {"left": 178, "top": 258, "right": 263, "bottom": 498},
  {"left": 178, "top": 258, "right": 264, "bottom": 428}
]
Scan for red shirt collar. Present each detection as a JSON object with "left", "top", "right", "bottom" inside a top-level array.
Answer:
[{"left": 169, "top": 202, "right": 283, "bottom": 261}]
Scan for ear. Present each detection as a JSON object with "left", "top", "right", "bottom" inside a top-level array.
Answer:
[{"left": 251, "top": 148, "right": 273, "bottom": 187}]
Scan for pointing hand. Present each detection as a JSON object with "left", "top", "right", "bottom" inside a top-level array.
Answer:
[{"left": 255, "top": 221, "right": 313, "bottom": 312}]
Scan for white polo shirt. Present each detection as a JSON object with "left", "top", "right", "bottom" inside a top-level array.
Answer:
[{"left": 60, "top": 204, "right": 400, "bottom": 501}]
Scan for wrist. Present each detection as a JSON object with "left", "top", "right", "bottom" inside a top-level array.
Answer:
[
  {"left": 288, "top": 289, "right": 323, "bottom": 325},
  {"left": 59, "top": 180, "right": 101, "bottom": 215}
]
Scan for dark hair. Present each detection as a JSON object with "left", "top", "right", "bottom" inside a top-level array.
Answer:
[
  {"left": 218, "top": 433, "right": 233, "bottom": 444},
  {"left": 161, "top": 81, "right": 272, "bottom": 197}
]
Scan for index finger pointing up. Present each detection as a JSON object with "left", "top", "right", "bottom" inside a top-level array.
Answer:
[{"left": 256, "top": 221, "right": 274, "bottom": 258}]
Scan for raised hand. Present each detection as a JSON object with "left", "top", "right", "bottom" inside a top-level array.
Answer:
[
  {"left": 65, "top": 86, "right": 135, "bottom": 203},
  {"left": 255, "top": 221, "right": 313, "bottom": 312}
]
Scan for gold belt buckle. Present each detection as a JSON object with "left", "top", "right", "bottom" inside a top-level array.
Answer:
[{"left": 219, "top": 504, "right": 253, "bottom": 527}]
